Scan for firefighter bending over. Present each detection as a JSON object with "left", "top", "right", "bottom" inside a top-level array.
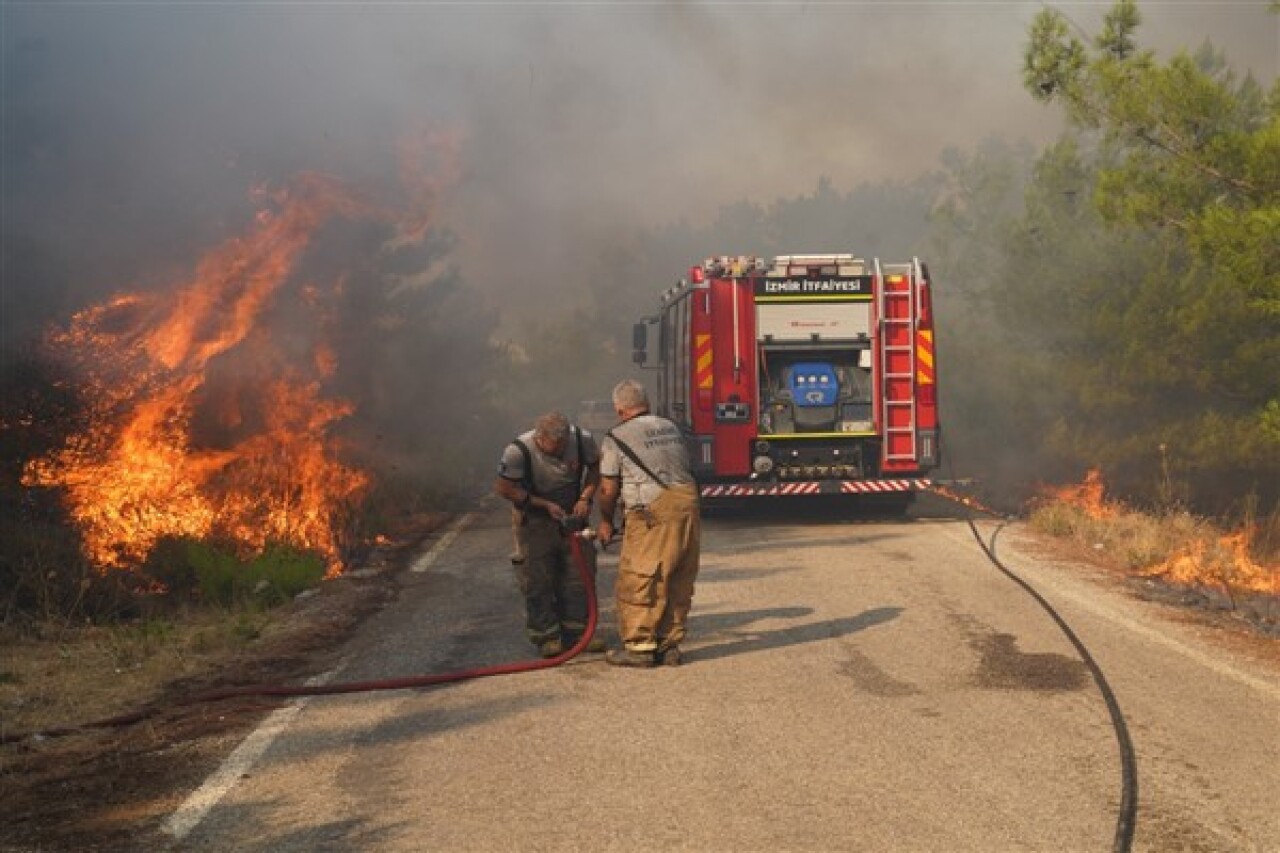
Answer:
[
  {"left": 597, "top": 379, "right": 702, "bottom": 667},
  {"left": 495, "top": 412, "right": 605, "bottom": 658}
]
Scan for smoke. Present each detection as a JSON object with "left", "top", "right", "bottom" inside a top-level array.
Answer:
[
  {"left": 6, "top": 3, "right": 1272, "bottom": 317},
  {"left": 3, "top": 2, "right": 1275, "bottom": 489}
]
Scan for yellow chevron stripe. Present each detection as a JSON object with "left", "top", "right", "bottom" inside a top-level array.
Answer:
[
  {"left": 917, "top": 330, "right": 935, "bottom": 384},
  {"left": 696, "top": 334, "right": 713, "bottom": 388}
]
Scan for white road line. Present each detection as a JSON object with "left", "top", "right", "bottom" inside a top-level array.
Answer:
[
  {"left": 163, "top": 509, "right": 483, "bottom": 840},
  {"left": 161, "top": 667, "right": 340, "bottom": 841},
  {"left": 412, "top": 510, "right": 479, "bottom": 572}
]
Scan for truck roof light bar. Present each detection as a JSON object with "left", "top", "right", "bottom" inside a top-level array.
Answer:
[
  {"left": 770, "top": 255, "right": 866, "bottom": 278},
  {"left": 701, "top": 256, "right": 764, "bottom": 277},
  {"left": 774, "top": 254, "right": 863, "bottom": 265}
]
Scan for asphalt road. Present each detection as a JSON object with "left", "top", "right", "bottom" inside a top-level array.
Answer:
[{"left": 163, "top": 495, "right": 1280, "bottom": 852}]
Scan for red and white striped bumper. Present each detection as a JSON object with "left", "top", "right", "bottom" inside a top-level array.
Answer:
[{"left": 700, "top": 479, "right": 930, "bottom": 498}]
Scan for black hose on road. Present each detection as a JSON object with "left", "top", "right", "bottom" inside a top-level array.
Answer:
[{"left": 930, "top": 477, "right": 1138, "bottom": 853}]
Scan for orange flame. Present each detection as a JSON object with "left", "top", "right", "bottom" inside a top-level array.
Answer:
[
  {"left": 22, "top": 173, "right": 381, "bottom": 575},
  {"left": 1040, "top": 469, "right": 1279, "bottom": 597},
  {"left": 1041, "top": 467, "right": 1118, "bottom": 520},
  {"left": 1145, "top": 528, "right": 1280, "bottom": 597}
]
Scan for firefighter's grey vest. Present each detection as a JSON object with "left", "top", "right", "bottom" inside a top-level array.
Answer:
[
  {"left": 511, "top": 426, "right": 587, "bottom": 513},
  {"left": 604, "top": 414, "right": 694, "bottom": 509}
]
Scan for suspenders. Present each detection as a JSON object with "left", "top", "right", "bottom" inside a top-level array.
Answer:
[
  {"left": 605, "top": 429, "right": 669, "bottom": 490},
  {"left": 512, "top": 426, "right": 587, "bottom": 497}
]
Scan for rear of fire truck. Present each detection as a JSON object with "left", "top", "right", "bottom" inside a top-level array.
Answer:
[{"left": 633, "top": 254, "right": 940, "bottom": 506}]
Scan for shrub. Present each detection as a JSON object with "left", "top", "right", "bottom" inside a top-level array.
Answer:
[
  {"left": 242, "top": 544, "right": 327, "bottom": 605},
  {"left": 146, "top": 538, "right": 325, "bottom": 609}
]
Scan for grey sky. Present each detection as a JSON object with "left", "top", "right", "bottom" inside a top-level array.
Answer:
[{"left": 3, "top": 2, "right": 1276, "bottom": 326}]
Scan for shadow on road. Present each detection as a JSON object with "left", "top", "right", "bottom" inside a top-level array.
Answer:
[
  {"left": 700, "top": 491, "right": 973, "bottom": 528},
  {"left": 702, "top": 494, "right": 921, "bottom": 525},
  {"left": 690, "top": 605, "right": 903, "bottom": 664}
]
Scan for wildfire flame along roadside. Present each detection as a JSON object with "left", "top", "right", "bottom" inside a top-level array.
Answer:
[
  {"left": 1041, "top": 468, "right": 1279, "bottom": 597},
  {"left": 21, "top": 169, "right": 435, "bottom": 578}
]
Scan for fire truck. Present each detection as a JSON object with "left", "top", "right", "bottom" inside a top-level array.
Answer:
[{"left": 632, "top": 254, "right": 940, "bottom": 506}]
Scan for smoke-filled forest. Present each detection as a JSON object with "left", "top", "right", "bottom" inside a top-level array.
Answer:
[{"left": 1, "top": 1, "right": 1276, "bottom": 612}]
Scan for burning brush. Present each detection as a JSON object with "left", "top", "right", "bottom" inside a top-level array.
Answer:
[{"left": 21, "top": 174, "right": 388, "bottom": 576}]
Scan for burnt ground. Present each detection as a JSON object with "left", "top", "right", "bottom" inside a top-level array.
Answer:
[
  {"left": 0, "top": 513, "right": 450, "bottom": 853},
  {"left": 1007, "top": 517, "right": 1280, "bottom": 643},
  {"left": 1, "top": 508, "right": 1276, "bottom": 852}
]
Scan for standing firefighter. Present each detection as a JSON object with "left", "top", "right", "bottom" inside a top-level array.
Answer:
[
  {"left": 597, "top": 379, "right": 701, "bottom": 667},
  {"left": 495, "top": 412, "right": 604, "bottom": 658}
]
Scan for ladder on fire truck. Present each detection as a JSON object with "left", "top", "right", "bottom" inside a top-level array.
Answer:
[{"left": 875, "top": 258, "right": 923, "bottom": 464}]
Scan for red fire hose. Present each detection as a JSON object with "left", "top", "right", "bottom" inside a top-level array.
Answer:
[{"left": 0, "top": 530, "right": 602, "bottom": 745}]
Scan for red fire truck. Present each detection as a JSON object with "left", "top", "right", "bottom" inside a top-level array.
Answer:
[{"left": 632, "top": 254, "right": 940, "bottom": 506}]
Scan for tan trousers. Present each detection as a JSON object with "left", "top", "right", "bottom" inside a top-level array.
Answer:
[{"left": 616, "top": 483, "right": 700, "bottom": 653}]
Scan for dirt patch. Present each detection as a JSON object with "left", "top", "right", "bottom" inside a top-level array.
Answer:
[{"left": 0, "top": 512, "right": 450, "bottom": 853}]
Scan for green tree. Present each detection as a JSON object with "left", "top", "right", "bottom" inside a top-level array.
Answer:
[{"left": 1021, "top": 0, "right": 1280, "bottom": 510}]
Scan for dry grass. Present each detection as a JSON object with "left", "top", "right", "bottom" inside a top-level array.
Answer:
[
  {"left": 1028, "top": 499, "right": 1280, "bottom": 602},
  {"left": 0, "top": 509, "right": 449, "bottom": 744},
  {"left": 0, "top": 559, "right": 413, "bottom": 853},
  {"left": 0, "top": 607, "right": 272, "bottom": 739},
  {"left": 0, "top": 506, "right": 451, "bottom": 745}
]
